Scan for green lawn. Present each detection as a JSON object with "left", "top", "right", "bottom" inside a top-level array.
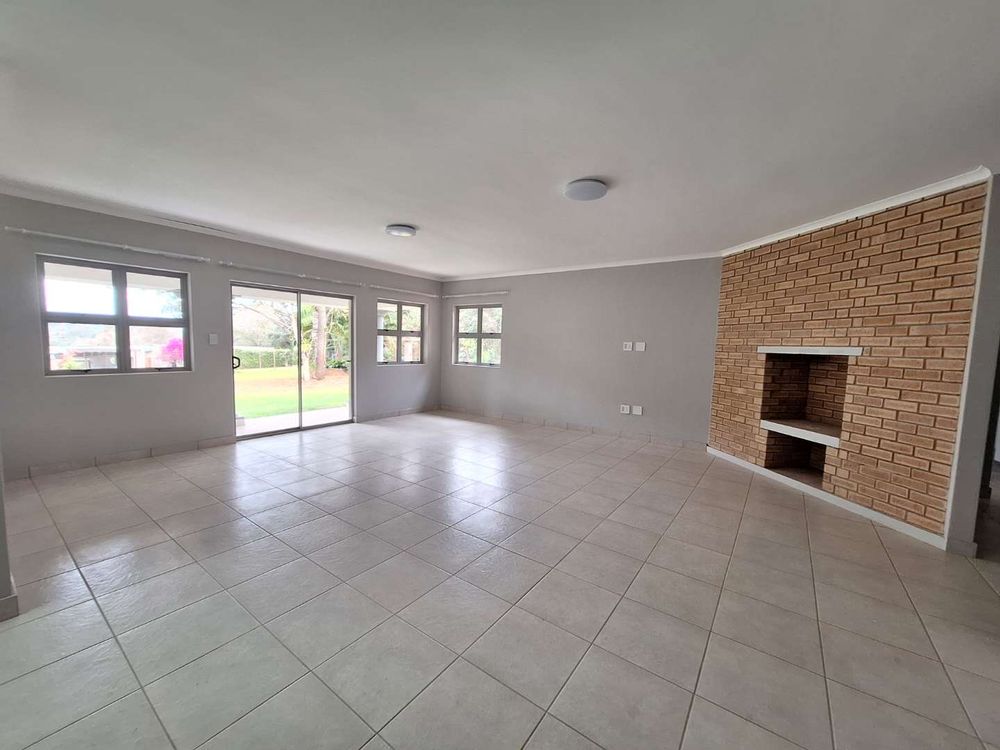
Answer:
[{"left": 234, "top": 366, "right": 350, "bottom": 418}]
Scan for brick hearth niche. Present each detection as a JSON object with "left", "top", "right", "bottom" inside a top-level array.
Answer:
[{"left": 709, "top": 181, "right": 988, "bottom": 541}]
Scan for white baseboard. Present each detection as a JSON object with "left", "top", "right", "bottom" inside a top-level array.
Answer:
[{"left": 706, "top": 447, "right": 948, "bottom": 551}]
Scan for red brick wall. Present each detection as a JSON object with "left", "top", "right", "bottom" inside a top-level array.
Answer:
[{"left": 709, "top": 182, "right": 987, "bottom": 534}]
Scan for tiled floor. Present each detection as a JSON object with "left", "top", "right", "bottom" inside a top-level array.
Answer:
[{"left": 3, "top": 411, "right": 1000, "bottom": 750}]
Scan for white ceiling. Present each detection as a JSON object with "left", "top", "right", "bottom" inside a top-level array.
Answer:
[{"left": 2, "top": 0, "right": 998, "bottom": 280}]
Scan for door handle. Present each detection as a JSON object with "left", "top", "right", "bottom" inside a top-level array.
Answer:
[{"left": 232, "top": 355, "right": 241, "bottom": 370}]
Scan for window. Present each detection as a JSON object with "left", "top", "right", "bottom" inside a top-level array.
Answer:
[
  {"left": 454, "top": 305, "right": 502, "bottom": 366},
  {"left": 39, "top": 257, "right": 191, "bottom": 375},
  {"left": 376, "top": 300, "right": 424, "bottom": 364}
]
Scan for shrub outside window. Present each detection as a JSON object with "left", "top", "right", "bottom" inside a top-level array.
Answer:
[
  {"left": 377, "top": 300, "right": 424, "bottom": 364},
  {"left": 454, "top": 305, "right": 502, "bottom": 366},
  {"left": 39, "top": 257, "right": 191, "bottom": 375}
]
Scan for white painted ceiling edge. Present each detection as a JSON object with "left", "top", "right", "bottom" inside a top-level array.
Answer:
[
  {"left": 3, "top": 166, "right": 990, "bottom": 285},
  {"left": 0, "top": 178, "right": 444, "bottom": 282}
]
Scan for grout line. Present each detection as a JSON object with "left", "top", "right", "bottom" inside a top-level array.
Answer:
[
  {"left": 873, "top": 528, "right": 985, "bottom": 745},
  {"left": 2, "top": 417, "right": 740, "bottom": 749},
  {"left": 802, "top": 483, "right": 837, "bottom": 750},
  {"left": 21, "top": 485, "right": 181, "bottom": 750},
  {"left": 676, "top": 459, "right": 747, "bottom": 749}
]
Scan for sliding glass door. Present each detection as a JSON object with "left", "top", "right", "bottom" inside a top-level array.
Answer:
[{"left": 231, "top": 285, "right": 352, "bottom": 437}]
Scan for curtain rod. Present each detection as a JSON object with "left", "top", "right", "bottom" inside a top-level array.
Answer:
[
  {"left": 442, "top": 290, "right": 510, "bottom": 299},
  {"left": 368, "top": 284, "right": 439, "bottom": 299},
  {"left": 216, "top": 260, "right": 364, "bottom": 288},
  {"left": 5, "top": 225, "right": 432, "bottom": 295},
  {"left": 4, "top": 226, "right": 213, "bottom": 263}
]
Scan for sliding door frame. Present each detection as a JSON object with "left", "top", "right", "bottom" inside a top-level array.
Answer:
[{"left": 229, "top": 281, "right": 356, "bottom": 439}]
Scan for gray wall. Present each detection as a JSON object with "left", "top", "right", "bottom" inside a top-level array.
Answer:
[
  {"left": 439, "top": 259, "right": 722, "bottom": 441},
  {"left": 0, "top": 194, "right": 442, "bottom": 478}
]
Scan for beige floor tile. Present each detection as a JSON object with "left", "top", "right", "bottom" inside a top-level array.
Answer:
[
  {"left": 407, "top": 528, "right": 493, "bottom": 573},
  {"left": 98, "top": 563, "right": 221, "bottom": 633},
  {"left": 827, "top": 680, "right": 981, "bottom": 750},
  {"left": 176, "top": 518, "right": 268, "bottom": 560},
  {"left": 457, "top": 548, "right": 550, "bottom": 602},
  {"left": 525, "top": 715, "right": 600, "bottom": 749},
  {"left": 67, "top": 522, "right": 170, "bottom": 566},
  {"left": 713, "top": 590, "right": 822, "bottom": 673},
  {"left": 947, "top": 665, "right": 1000, "bottom": 746},
  {"left": 276, "top": 514, "right": 360, "bottom": 553},
  {"left": 697, "top": 635, "right": 831, "bottom": 750},
  {"left": 0, "top": 641, "right": 138, "bottom": 750},
  {"left": 349, "top": 553, "right": 449, "bottom": 612},
  {"left": 382, "top": 659, "right": 542, "bottom": 750},
  {"left": 923, "top": 613, "right": 1000, "bottom": 682},
  {"left": 681, "top": 696, "right": 800, "bottom": 750},
  {"left": 80, "top": 540, "right": 192, "bottom": 595},
  {"left": 596, "top": 598, "right": 708, "bottom": 690},
  {"left": 626, "top": 563, "right": 720, "bottom": 628},
  {"left": 368, "top": 513, "right": 447, "bottom": 549},
  {"left": 414, "top": 496, "right": 481, "bottom": 524},
  {"left": 268, "top": 585, "right": 390, "bottom": 667},
  {"left": 248, "top": 500, "right": 327, "bottom": 532},
  {"left": 145, "top": 628, "right": 305, "bottom": 750},
  {"left": 820, "top": 623, "right": 972, "bottom": 732},
  {"left": 199, "top": 536, "right": 300, "bottom": 587},
  {"left": 466, "top": 607, "right": 588, "bottom": 706},
  {"left": 309, "top": 532, "right": 400, "bottom": 580},
  {"left": 551, "top": 646, "right": 691, "bottom": 750},
  {"left": 519, "top": 570, "right": 620, "bottom": 640},
  {"left": 399, "top": 577, "right": 510, "bottom": 651},
  {"left": 724, "top": 557, "right": 816, "bottom": 618},
  {"left": 816, "top": 582, "right": 934, "bottom": 656},
  {"left": 118, "top": 592, "right": 256, "bottom": 684},
  {"left": 201, "top": 674, "right": 373, "bottom": 750},
  {"left": 501, "top": 524, "right": 579, "bottom": 566},
  {"left": 318, "top": 618, "right": 454, "bottom": 728},
  {"left": 29, "top": 691, "right": 172, "bottom": 750},
  {"left": 228, "top": 557, "right": 339, "bottom": 622},
  {"left": 454, "top": 508, "right": 526, "bottom": 544},
  {"left": 336, "top": 499, "right": 407, "bottom": 529},
  {"left": 534, "top": 506, "right": 604, "bottom": 539},
  {"left": 648, "top": 537, "right": 730, "bottom": 586},
  {"left": 556, "top": 542, "right": 643, "bottom": 594},
  {"left": 0, "top": 600, "right": 110, "bottom": 685}
]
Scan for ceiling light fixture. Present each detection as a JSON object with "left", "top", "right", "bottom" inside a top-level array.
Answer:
[
  {"left": 385, "top": 223, "right": 417, "bottom": 237},
  {"left": 564, "top": 178, "right": 608, "bottom": 201}
]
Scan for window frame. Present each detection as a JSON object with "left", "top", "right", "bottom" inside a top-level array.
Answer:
[
  {"left": 376, "top": 299, "right": 425, "bottom": 365},
  {"left": 38, "top": 255, "right": 193, "bottom": 376},
  {"left": 453, "top": 304, "right": 502, "bottom": 367}
]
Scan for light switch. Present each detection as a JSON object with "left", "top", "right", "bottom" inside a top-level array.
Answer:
[
  {"left": 635, "top": 341, "right": 646, "bottom": 352},
  {"left": 632, "top": 405, "right": 643, "bottom": 416},
  {"left": 208, "top": 333, "right": 219, "bottom": 346},
  {"left": 619, "top": 404, "right": 631, "bottom": 414},
  {"left": 623, "top": 341, "right": 633, "bottom": 351}
]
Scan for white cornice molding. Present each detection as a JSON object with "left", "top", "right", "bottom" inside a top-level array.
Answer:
[
  {"left": 3, "top": 167, "right": 991, "bottom": 284},
  {"left": 0, "top": 178, "right": 445, "bottom": 282},
  {"left": 442, "top": 251, "right": 723, "bottom": 282},
  {"left": 719, "top": 166, "right": 992, "bottom": 258}
]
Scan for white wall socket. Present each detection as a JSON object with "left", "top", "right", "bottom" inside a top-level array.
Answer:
[
  {"left": 208, "top": 333, "right": 219, "bottom": 346},
  {"left": 619, "top": 404, "right": 631, "bottom": 414},
  {"left": 634, "top": 341, "right": 646, "bottom": 352},
  {"left": 632, "top": 405, "right": 643, "bottom": 416},
  {"left": 622, "top": 341, "right": 633, "bottom": 351}
]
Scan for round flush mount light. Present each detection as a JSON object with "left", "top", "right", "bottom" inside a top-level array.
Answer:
[
  {"left": 385, "top": 223, "right": 417, "bottom": 237},
  {"left": 563, "top": 178, "right": 608, "bottom": 201}
]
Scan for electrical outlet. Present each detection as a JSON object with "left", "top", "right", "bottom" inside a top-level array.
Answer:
[
  {"left": 619, "top": 404, "right": 631, "bottom": 414},
  {"left": 208, "top": 333, "right": 219, "bottom": 346},
  {"left": 622, "top": 341, "right": 633, "bottom": 351},
  {"left": 634, "top": 341, "right": 646, "bottom": 352},
  {"left": 632, "top": 405, "right": 643, "bottom": 416}
]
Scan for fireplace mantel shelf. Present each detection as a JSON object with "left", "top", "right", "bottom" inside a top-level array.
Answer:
[
  {"left": 760, "top": 418, "right": 842, "bottom": 448},
  {"left": 757, "top": 345, "right": 863, "bottom": 356}
]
